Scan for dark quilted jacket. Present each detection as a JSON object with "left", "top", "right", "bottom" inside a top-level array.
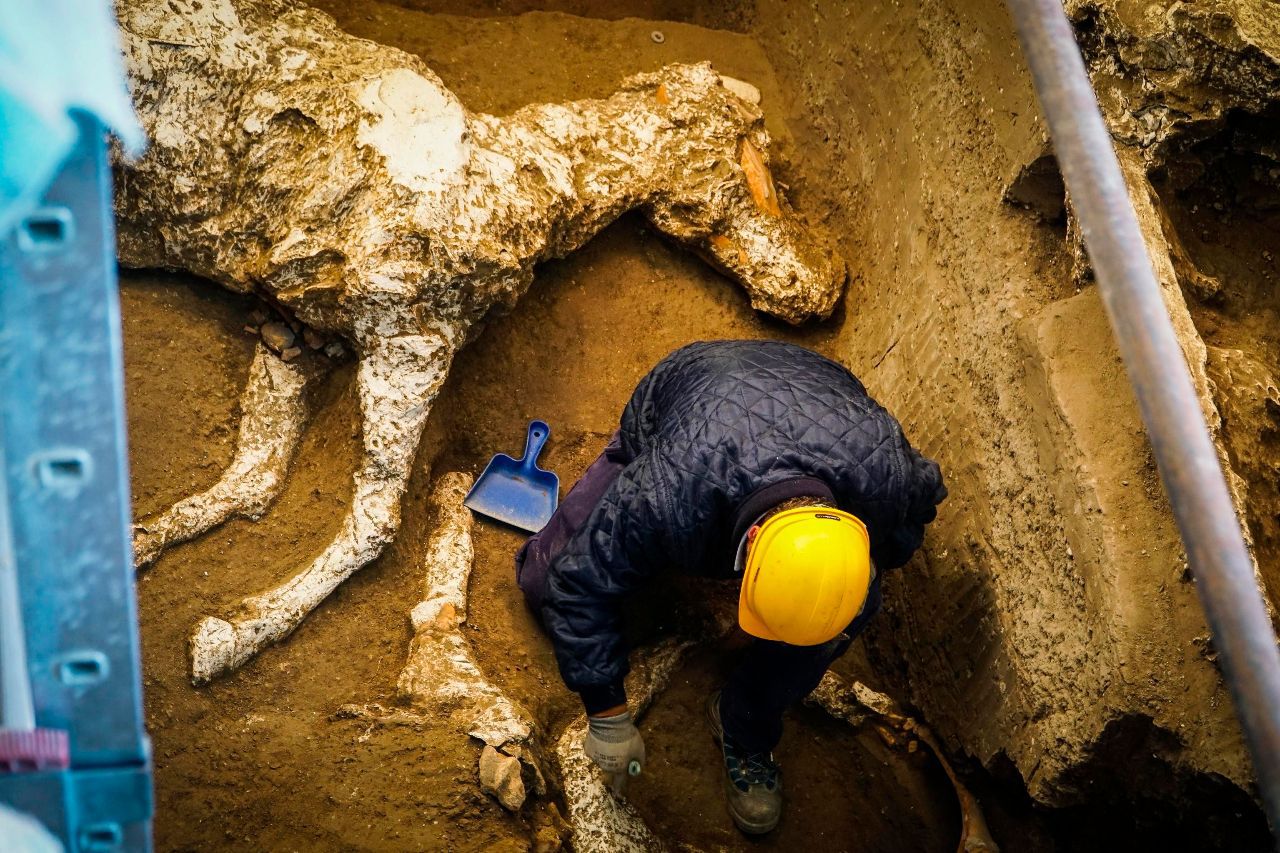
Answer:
[{"left": 541, "top": 340, "right": 946, "bottom": 710}]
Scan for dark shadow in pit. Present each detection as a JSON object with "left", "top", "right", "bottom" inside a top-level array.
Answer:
[
  {"left": 628, "top": 645, "right": 960, "bottom": 853},
  {"left": 1152, "top": 104, "right": 1280, "bottom": 610},
  {"left": 967, "top": 717, "right": 1270, "bottom": 853}
]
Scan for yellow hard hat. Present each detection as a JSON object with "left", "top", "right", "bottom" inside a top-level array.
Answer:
[{"left": 738, "top": 506, "right": 872, "bottom": 646}]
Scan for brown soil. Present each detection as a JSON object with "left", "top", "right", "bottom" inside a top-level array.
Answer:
[
  {"left": 626, "top": 648, "right": 959, "bottom": 852},
  {"left": 124, "top": 4, "right": 966, "bottom": 850}
]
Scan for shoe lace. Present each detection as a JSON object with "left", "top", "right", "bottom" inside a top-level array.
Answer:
[{"left": 725, "top": 746, "right": 779, "bottom": 792}]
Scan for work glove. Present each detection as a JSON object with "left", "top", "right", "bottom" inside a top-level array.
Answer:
[{"left": 584, "top": 710, "right": 645, "bottom": 776}]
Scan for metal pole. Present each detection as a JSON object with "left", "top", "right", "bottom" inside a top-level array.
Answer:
[{"left": 1005, "top": 0, "right": 1280, "bottom": 832}]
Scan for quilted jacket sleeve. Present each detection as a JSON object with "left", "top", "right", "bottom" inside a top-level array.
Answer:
[
  {"left": 871, "top": 445, "right": 948, "bottom": 570},
  {"left": 540, "top": 447, "right": 675, "bottom": 714}
]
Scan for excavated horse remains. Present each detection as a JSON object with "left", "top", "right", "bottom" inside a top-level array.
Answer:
[
  {"left": 334, "top": 473, "right": 544, "bottom": 814},
  {"left": 112, "top": 0, "right": 843, "bottom": 683}
]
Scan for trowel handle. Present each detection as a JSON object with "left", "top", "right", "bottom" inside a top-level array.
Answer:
[{"left": 521, "top": 420, "right": 551, "bottom": 471}]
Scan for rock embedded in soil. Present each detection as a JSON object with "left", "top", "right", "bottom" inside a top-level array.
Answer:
[
  {"left": 479, "top": 745, "right": 526, "bottom": 812},
  {"left": 259, "top": 321, "right": 295, "bottom": 354},
  {"left": 721, "top": 75, "right": 762, "bottom": 105}
]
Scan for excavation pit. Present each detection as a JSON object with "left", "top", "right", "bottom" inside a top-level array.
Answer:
[{"left": 120, "top": 1, "right": 1276, "bottom": 850}]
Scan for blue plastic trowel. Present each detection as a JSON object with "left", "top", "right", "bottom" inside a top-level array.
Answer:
[{"left": 464, "top": 420, "right": 560, "bottom": 533}]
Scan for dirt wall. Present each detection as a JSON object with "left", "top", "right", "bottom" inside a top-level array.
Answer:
[{"left": 748, "top": 0, "right": 1264, "bottom": 816}]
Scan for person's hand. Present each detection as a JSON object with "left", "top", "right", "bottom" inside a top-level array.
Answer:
[{"left": 584, "top": 709, "right": 645, "bottom": 776}]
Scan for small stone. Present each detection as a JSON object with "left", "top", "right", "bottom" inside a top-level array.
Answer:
[
  {"left": 303, "top": 327, "right": 325, "bottom": 350},
  {"left": 721, "top": 76, "right": 762, "bottom": 106},
  {"left": 324, "top": 341, "right": 346, "bottom": 359},
  {"left": 260, "top": 321, "right": 295, "bottom": 353},
  {"left": 533, "top": 801, "right": 570, "bottom": 853},
  {"left": 249, "top": 309, "right": 268, "bottom": 325},
  {"left": 479, "top": 745, "right": 525, "bottom": 812},
  {"left": 281, "top": 346, "right": 303, "bottom": 362}
]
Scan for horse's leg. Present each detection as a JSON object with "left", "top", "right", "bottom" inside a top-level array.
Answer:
[
  {"left": 188, "top": 332, "right": 453, "bottom": 683},
  {"left": 133, "top": 343, "right": 311, "bottom": 569}
]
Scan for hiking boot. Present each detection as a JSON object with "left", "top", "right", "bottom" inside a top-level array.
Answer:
[{"left": 705, "top": 690, "right": 783, "bottom": 835}]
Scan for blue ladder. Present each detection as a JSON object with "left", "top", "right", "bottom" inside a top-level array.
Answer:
[{"left": 0, "top": 113, "right": 153, "bottom": 851}]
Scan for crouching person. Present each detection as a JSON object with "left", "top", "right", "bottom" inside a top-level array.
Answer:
[{"left": 514, "top": 340, "right": 946, "bottom": 835}]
